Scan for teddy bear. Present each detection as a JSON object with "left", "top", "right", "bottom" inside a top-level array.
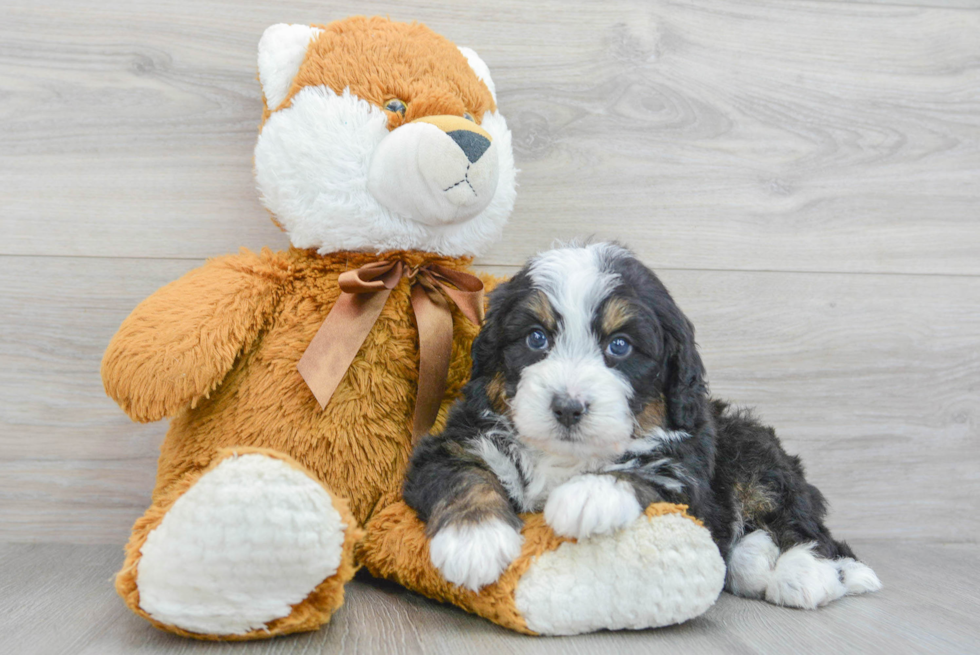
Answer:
[{"left": 102, "top": 16, "right": 725, "bottom": 640}]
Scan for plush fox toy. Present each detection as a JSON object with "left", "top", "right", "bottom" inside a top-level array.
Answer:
[{"left": 102, "top": 16, "right": 725, "bottom": 640}]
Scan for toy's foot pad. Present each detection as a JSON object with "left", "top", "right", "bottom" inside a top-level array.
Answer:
[
  {"left": 136, "top": 453, "right": 347, "bottom": 635},
  {"left": 514, "top": 510, "right": 726, "bottom": 635}
]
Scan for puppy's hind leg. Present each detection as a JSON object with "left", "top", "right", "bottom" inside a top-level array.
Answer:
[
  {"left": 763, "top": 483, "right": 881, "bottom": 608},
  {"left": 717, "top": 405, "right": 881, "bottom": 608},
  {"left": 725, "top": 527, "right": 881, "bottom": 609}
]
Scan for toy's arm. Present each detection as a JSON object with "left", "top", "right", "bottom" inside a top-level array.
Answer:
[{"left": 102, "top": 249, "right": 289, "bottom": 423}]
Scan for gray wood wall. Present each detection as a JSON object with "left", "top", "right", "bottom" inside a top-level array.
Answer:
[{"left": 1, "top": 0, "right": 978, "bottom": 546}]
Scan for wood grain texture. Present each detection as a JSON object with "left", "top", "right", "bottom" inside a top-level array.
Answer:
[
  {"left": 1, "top": 0, "right": 978, "bottom": 648},
  {"left": 0, "top": 0, "right": 979, "bottom": 273},
  {"left": 1, "top": 257, "right": 977, "bottom": 544},
  {"left": 0, "top": 541, "right": 977, "bottom": 655}
]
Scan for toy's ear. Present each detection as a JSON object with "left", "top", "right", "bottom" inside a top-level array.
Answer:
[
  {"left": 457, "top": 46, "right": 497, "bottom": 103},
  {"left": 258, "top": 24, "right": 324, "bottom": 111}
]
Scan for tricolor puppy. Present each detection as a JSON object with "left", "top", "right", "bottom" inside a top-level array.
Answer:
[{"left": 404, "top": 243, "right": 882, "bottom": 609}]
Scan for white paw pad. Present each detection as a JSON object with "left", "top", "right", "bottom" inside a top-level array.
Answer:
[
  {"left": 544, "top": 474, "right": 642, "bottom": 540},
  {"left": 726, "top": 529, "right": 780, "bottom": 598},
  {"left": 727, "top": 531, "right": 882, "bottom": 609},
  {"left": 765, "top": 543, "right": 846, "bottom": 609},
  {"left": 429, "top": 519, "right": 524, "bottom": 592},
  {"left": 838, "top": 557, "right": 883, "bottom": 595},
  {"left": 136, "top": 454, "right": 347, "bottom": 635}
]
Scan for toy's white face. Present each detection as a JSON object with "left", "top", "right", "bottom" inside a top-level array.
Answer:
[{"left": 253, "top": 24, "right": 517, "bottom": 257}]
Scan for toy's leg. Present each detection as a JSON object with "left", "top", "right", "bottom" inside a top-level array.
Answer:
[
  {"left": 358, "top": 501, "right": 725, "bottom": 636},
  {"left": 116, "top": 448, "right": 362, "bottom": 640}
]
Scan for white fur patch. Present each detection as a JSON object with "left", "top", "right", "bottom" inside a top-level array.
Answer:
[
  {"left": 515, "top": 512, "right": 726, "bottom": 635},
  {"left": 602, "top": 456, "right": 687, "bottom": 493},
  {"left": 726, "top": 530, "right": 882, "bottom": 609},
  {"left": 136, "top": 454, "right": 347, "bottom": 635},
  {"left": 257, "top": 24, "right": 323, "bottom": 111},
  {"left": 520, "top": 450, "right": 593, "bottom": 512},
  {"left": 765, "top": 543, "right": 847, "bottom": 609},
  {"left": 430, "top": 519, "right": 524, "bottom": 592},
  {"left": 470, "top": 437, "right": 532, "bottom": 510},
  {"left": 838, "top": 558, "right": 883, "bottom": 595},
  {"left": 457, "top": 47, "right": 496, "bottom": 101},
  {"left": 636, "top": 426, "right": 692, "bottom": 446},
  {"left": 726, "top": 529, "right": 780, "bottom": 599},
  {"left": 471, "top": 429, "right": 615, "bottom": 513},
  {"left": 529, "top": 244, "right": 627, "bottom": 359},
  {"left": 254, "top": 84, "right": 516, "bottom": 257},
  {"left": 544, "top": 474, "right": 642, "bottom": 539},
  {"left": 367, "top": 120, "right": 499, "bottom": 226}
]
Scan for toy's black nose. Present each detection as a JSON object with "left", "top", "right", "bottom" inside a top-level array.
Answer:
[
  {"left": 551, "top": 394, "right": 588, "bottom": 428},
  {"left": 447, "top": 129, "right": 491, "bottom": 163}
]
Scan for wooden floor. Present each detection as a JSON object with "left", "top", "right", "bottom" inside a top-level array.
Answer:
[
  {"left": 1, "top": 0, "right": 978, "bottom": 652},
  {"left": 1, "top": 541, "right": 978, "bottom": 655}
]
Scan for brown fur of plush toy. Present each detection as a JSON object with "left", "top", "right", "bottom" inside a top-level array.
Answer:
[
  {"left": 104, "top": 249, "right": 482, "bottom": 526},
  {"left": 104, "top": 248, "right": 494, "bottom": 637},
  {"left": 274, "top": 17, "right": 496, "bottom": 125}
]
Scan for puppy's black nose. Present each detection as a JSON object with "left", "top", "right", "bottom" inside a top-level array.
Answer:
[
  {"left": 551, "top": 394, "right": 587, "bottom": 428},
  {"left": 447, "top": 129, "right": 491, "bottom": 163}
]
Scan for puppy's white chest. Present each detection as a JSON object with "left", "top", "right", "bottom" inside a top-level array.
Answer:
[{"left": 523, "top": 453, "right": 597, "bottom": 512}]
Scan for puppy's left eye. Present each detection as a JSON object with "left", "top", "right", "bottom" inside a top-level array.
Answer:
[
  {"left": 463, "top": 112, "right": 475, "bottom": 122},
  {"left": 526, "top": 329, "right": 549, "bottom": 351},
  {"left": 605, "top": 336, "right": 632, "bottom": 358}
]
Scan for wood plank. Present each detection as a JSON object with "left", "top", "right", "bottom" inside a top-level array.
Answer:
[
  {"left": 0, "top": 541, "right": 977, "bottom": 654},
  {"left": 1, "top": 256, "right": 977, "bottom": 544},
  {"left": 1, "top": 1, "right": 979, "bottom": 274}
]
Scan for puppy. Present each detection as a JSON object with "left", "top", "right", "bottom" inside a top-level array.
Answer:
[{"left": 404, "top": 243, "right": 881, "bottom": 608}]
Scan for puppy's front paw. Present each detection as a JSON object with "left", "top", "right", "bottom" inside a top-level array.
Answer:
[
  {"left": 544, "top": 474, "right": 642, "bottom": 540},
  {"left": 429, "top": 519, "right": 524, "bottom": 592}
]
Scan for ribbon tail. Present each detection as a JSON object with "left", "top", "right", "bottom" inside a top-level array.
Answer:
[
  {"left": 410, "top": 282, "right": 454, "bottom": 439},
  {"left": 426, "top": 264, "right": 485, "bottom": 325},
  {"left": 298, "top": 289, "right": 392, "bottom": 408}
]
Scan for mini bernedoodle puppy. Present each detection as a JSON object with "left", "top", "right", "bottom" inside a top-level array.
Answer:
[{"left": 404, "top": 243, "right": 881, "bottom": 609}]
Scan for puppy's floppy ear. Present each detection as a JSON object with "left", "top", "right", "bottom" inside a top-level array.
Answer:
[
  {"left": 470, "top": 279, "right": 512, "bottom": 380},
  {"left": 619, "top": 254, "right": 709, "bottom": 432},
  {"left": 662, "top": 311, "right": 709, "bottom": 433},
  {"left": 470, "top": 271, "right": 530, "bottom": 379}
]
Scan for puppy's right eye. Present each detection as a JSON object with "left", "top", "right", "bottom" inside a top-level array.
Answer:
[{"left": 526, "top": 329, "right": 549, "bottom": 351}]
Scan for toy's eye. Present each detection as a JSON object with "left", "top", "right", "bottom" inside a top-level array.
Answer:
[
  {"left": 385, "top": 99, "right": 407, "bottom": 115},
  {"left": 463, "top": 112, "right": 475, "bottom": 122},
  {"left": 605, "top": 336, "right": 632, "bottom": 359},
  {"left": 526, "top": 329, "right": 549, "bottom": 351}
]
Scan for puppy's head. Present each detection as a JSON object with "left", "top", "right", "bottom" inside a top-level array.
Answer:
[{"left": 473, "top": 243, "right": 708, "bottom": 459}]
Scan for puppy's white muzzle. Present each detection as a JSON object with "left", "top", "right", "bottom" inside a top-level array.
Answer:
[
  {"left": 512, "top": 354, "right": 634, "bottom": 459},
  {"left": 367, "top": 115, "right": 499, "bottom": 226}
]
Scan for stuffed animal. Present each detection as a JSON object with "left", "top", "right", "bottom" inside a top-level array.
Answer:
[{"left": 102, "top": 16, "right": 725, "bottom": 640}]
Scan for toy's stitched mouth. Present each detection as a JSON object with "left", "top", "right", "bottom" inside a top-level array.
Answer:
[{"left": 443, "top": 163, "right": 477, "bottom": 196}]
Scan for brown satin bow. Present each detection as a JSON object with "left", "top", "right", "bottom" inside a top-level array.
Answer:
[{"left": 297, "top": 260, "right": 485, "bottom": 439}]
